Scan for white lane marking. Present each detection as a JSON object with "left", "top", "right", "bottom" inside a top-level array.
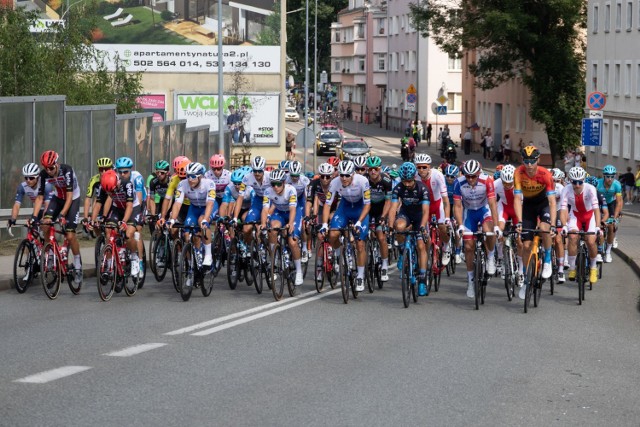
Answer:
[
  {"left": 103, "top": 343, "right": 167, "bottom": 357},
  {"left": 375, "top": 149, "right": 393, "bottom": 155},
  {"left": 192, "top": 289, "right": 342, "bottom": 336},
  {"left": 14, "top": 366, "right": 92, "bottom": 384},
  {"left": 164, "top": 290, "right": 319, "bottom": 335}
]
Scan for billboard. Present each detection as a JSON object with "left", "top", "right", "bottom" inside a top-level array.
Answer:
[
  {"left": 175, "top": 93, "right": 280, "bottom": 144},
  {"left": 137, "top": 94, "right": 166, "bottom": 122}
]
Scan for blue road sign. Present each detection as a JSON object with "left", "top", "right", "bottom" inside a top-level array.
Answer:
[
  {"left": 406, "top": 93, "right": 417, "bottom": 104},
  {"left": 581, "top": 118, "right": 602, "bottom": 146},
  {"left": 436, "top": 105, "right": 447, "bottom": 115}
]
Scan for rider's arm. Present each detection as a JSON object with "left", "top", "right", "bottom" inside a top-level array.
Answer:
[
  {"left": 513, "top": 172, "right": 523, "bottom": 223},
  {"left": 547, "top": 194, "right": 556, "bottom": 228},
  {"left": 232, "top": 184, "right": 247, "bottom": 219},
  {"left": 358, "top": 185, "right": 371, "bottom": 223},
  {"left": 614, "top": 192, "right": 623, "bottom": 218},
  {"left": 453, "top": 199, "right": 463, "bottom": 228},
  {"left": 121, "top": 200, "right": 133, "bottom": 224}
]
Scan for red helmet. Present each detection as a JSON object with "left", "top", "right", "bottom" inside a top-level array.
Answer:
[
  {"left": 209, "top": 154, "right": 225, "bottom": 168},
  {"left": 100, "top": 169, "right": 119, "bottom": 193},
  {"left": 172, "top": 156, "right": 189, "bottom": 171},
  {"left": 177, "top": 160, "right": 190, "bottom": 178},
  {"left": 264, "top": 165, "right": 275, "bottom": 172},
  {"left": 327, "top": 156, "right": 340, "bottom": 167},
  {"left": 40, "top": 150, "right": 59, "bottom": 168},
  {"left": 495, "top": 164, "right": 504, "bottom": 171}
]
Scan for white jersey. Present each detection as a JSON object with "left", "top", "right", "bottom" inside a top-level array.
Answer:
[
  {"left": 494, "top": 179, "right": 521, "bottom": 207},
  {"left": 285, "top": 175, "right": 310, "bottom": 199},
  {"left": 263, "top": 184, "right": 298, "bottom": 212},
  {"left": 325, "top": 173, "right": 371, "bottom": 205},
  {"left": 421, "top": 169, "right": 448, "bottom": 203},
  {"left": 241, "top": 171, "right": 271, "bottom": 198},
  {"left": 560, "top": 183, "right": 599, "bottom": 214},
  {"left": 554, "top": 182, "right": 564, "bottom": 208},
  {"left": 175, "top": 178, "right": 216, "bottom": 207},
  {"left": 204, "top": 169, "right": 231, "bottom": 197}
]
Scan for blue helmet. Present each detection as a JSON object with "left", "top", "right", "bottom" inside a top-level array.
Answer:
[
  {"left": 382, "top": 165, "right": 391, "bottom": 173},
  {"left": 603, "top": 164, "right": 616, "bottom": 175},
  {"left": 494, "top": 170, "right": 501, "bottom": 180},
  {"left": 114, "top": 157, "right": 133, "bottom": 170},
  {"left": 398, "top": 162, "right": 417, "bottom": 180},
  {"left": 231, "top": 168, "right": 246, "bottom": 184},
  {"left": 585, "top": 176, "right": 598, "bottom": 186},
  {"left": 305, "top": 172, "right": 314, "bottom": 179},
  {"left": 240, "top": 165, "right": 252, "bottom": 174},
  {"left": 444, "top": 164, "right": 459, "bottom": 177},
  {"left": 278, "top": 160, "right": 291, "bottom": 171}
]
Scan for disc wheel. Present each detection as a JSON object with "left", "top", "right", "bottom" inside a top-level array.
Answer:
[
  {"left": 366, "top": 243, "right": 375, "bottom": 294},
  {"left": 40, "top": 243, "right": 60, "bottom": 300},
  {"left": 426, "top": 244, "right": 435, "bottom": 295},
  {"left": 94, "top": 234, "right": 105, "bottom": 269},
  {"left": 179, "top": 243, "right": 194, "bottom": 301},
  {"left": 577, "top": 251, "right": 585, "bottom": 305},
  {"left": 340, "top": 247, "right": 349, "bottom": 304},
  {"left": 473, "top": 250, "right": 483, "bottom": 310},
  {"left": 524, "top": 257, "right": 536, "bottom": 313},
  {"left": 13, "top": 240, "right": 36, "bottom": 293}
]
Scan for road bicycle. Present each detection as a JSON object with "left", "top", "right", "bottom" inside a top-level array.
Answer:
[
  {"left": 521, "top": 228, "right": 549, "bottom": 313},
  {"left": 469, "top": 229, "right": 494, "bottom": 310},
  {"left": 211, "top": 217, "right": 229, "bottom": 275},
  {"left": 96, "top": 223, "right": 142, "bottom": 301},
  {"left": 39, "top": 220, "right": 83, "bottom": 299},
  {"left": 9, "top": 222, "right": 44, "bottom": 293},
  {"left": 268, "top": 226, "right": 296, "bottom": 301},
  {"left": 502, "top": 226, "right": 520, "bottom": 301},
  {"left": 335, "top": 222, "right": 361, "bottom": 304},
  {"left": 445, "top": 219, "right": 458, "bottom": 277},
  {"left": 175, "top": 223, "right": 215, "bottom": 302},
  {"left": 365, "top": 220, "right": 384, "bottom": 292},
  {"left": 567, "top": 230, "right": 597, "bottom": 305},
  {"left": 226, "top": 222, "right": 254, "bottom": 290},
  {"left": 426, "top": 215, "right": 446, "bottom": 294},
  {"left": 396, "top": 230, "right": 422, "bottom": 308},
  {"left": 313, "top": 223, "right": 337, "bottom": 293},
  {"left": 149, "top": 221, "right": 175, "bottom": 287},
  {"left": 245, "top": 221, "right": 273, "bottom": 295}
]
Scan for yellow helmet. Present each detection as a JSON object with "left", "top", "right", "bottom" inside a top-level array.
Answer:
[
  {"left": 96, "top": 157, "right": 113, "bottom": 168},
  {"left": 521, "top": 145, "right": 540, "bottom": 160}
]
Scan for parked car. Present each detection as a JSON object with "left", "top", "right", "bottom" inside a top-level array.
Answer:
[
  {"left": 336, "top": 137, "right": 371, "bottom": 160},
  {"left": 285, "top": 107, "right": 300, "bottom": 122},
  {"left": 315, "top": 129, "right": 343, "bottom": 155}
]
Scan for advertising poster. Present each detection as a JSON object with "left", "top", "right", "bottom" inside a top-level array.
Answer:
[
  {"left": 175, "top": 93, "right": 279, "bottom": 144},
  {"left": 137, "top": 94, "right": 166, "bottom": 122}
]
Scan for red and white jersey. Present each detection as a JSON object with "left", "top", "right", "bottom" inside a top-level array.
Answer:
[
  {"left": 494, "top": 179, "right": 521, "bottom": 207},
  {"left": 421, "top": 169, "right": 448, "bottom": 204},
  {"left": 554, "top": 182, "right": 564, "bottom": 208},
  {"left": 453, "top": 172, "right": 496, "bottom": 210},
  {"left": 560, "top": 183, "right": 599, "bottom": 214}
]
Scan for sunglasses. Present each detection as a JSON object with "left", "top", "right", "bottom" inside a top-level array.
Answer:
[
  {"left": 25, "top": 176, "right": 37, "bottom": 181},
  {"left": 99, "top": 167, "right": 111, "bottom": 173},
  {"left": 571, "top": 180, "right": 584, "bottom": 185},
  {"left": 117, "top": 170, "right": 131, "bottom": 174},
  {"left": 369, "top": 167, "right": 380, "bottom": 172},
  {"left": 46, "top": 166, "right": 57, "bottom": 171},
  {"left": 212, "top": 167, "right": 222, "bottom": 171},
  {"left": 523, "top": 159, "right": 537, "bottom": 165},
  {"left": 356, "top": 168, "right": 366, "bottom": 172},
  {"left": 340, "top": 174, "right": 352, "bottom": 178},
  {"left": 271, "top": 182, "right": 283, "bottom": 187},
  {"left": 402, "top": 179, "right": 414, "bottom": 184},
  {"left": 604, "top": 175, "right": 614, "bottom": 179},
  {"left": 465, "top": 174, "right": 479, "bottom": 179},
  {"left": 417, "top": 166, "right": 429, "bottom": 170},
  {"left": 445, "top": 175, "right": 456, "bottom": 179},
  {"left": 320, "top": 175, "right": 332, "bottom": 180},
  {"left": 156, "top": 171, "right": 167, "bottom": 175},
  {"left": 290, "top": 174, "right": 300, "bottom": 178},
  {"left": 253, "top": 169, "right": 264, "bottom": 174},
  {"left": 187, "top": 174, "right": 200, "bottom": 180}
]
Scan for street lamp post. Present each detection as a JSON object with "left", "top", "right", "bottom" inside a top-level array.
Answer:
[
  {"left": 312, "top": 0, "right": 318, "bottom": 173},
  {"left": 303, "top": 0, "right": 310, "bottom": 173}
]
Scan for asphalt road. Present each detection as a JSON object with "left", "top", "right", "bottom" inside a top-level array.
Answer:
[{"left": 1, "top": 250, "right": 639, "bottom": 426}]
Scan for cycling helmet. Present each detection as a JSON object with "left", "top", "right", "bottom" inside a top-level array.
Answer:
[
  {"left": 603, "top": 164, "right": 616, "bottom": 175},
  {"left": 500, "top": 164, "right": 516, "bottom": 183},
  {"left": 366, "top": 156, "right": 382, "bottom": 168},
  {"left": 382, "top": 165, "right": 391, "bottom": 173},
  {"left": 278, "top": 160, "right": 291, "bottom": 171},
  {"left": 209, "top": 154, "right": 225, "bottom": 168},
  {"left": 177, "top": 160, "right": 190, "bottom": 179},
  {"left": 414, "top": 153, "right": 432, "bottom": 165},
  {"left": 240, "top": 165, "right": 253, "bottom": 174},
  {"left": 553, "top": 169, "right": 565, "bottom": 181},
  {"left": 389, "top": 170, "right": 399, "bottom": 179},
  {"left": 305, "top": 172, "right": 314, "bottom": 179},
  {"left": 289, "top": 161, "right": 302, "bottom": 176},
  {"left": 230, "top": 169, "right": 246, "bottom": 184},
  {"left": 398, "top": 162, "right": 417, "bottom": 180},
  {"left": 337, "top": 160, "right": 355, "bottom": 176},
  {"left": 172, "top": 155, "right": 189, "bottom": 171},
  {"left": 22, "top": 163, "right": 40, "bottom": 177},
  {"left": 96, "top": 157, "right": 113, "bottom": 168},
  {"left": 353, "top": 156, "right": 368, "bottom": 169},
  {"left": 318, "top": 163, "right": 334, "bottom": 175},
  {"left": 585, "top": 176, "right": 599, "bottom": 186},
  {"left": 251, "top": 156, "right": 267, "bottom": 170},
  {"left": 327, "top": 156, "right": 340, "bottom": 167},
  {"left": 186, "top": 162, "right": 205, "bottom": 176},
  {"left": 462, "top": 160, "right": 482, "bottom": 176},
  {"left": 444, "top": 164, "right": 459, "bottom": 177},
  {"left": 114, "top": 157, "right": 133, "bottom": 170},
  {"left": 495, "top": 164, "right": 504, "bottom": 171},
  {"left": 265, "top": 165, "right": 275, "bottom": 172},
  {"left": 568, "top": 166, "right": 587, "bottom": 181},
  {"left": 521, "top": 145, "right": 540, "bottom": 160},
  {"left": 40, "top": 150, "right": 59, "bottom": 168},
  {"left": 100, "top": 169, "right": 119, "bottom": 193},
  {"left": 493, "top": 170, "right": 502, "bottom": 180},
  {"left": 270, "top": 169, "right": 286, "bottom": 182},
  {"left": 155, "top": 160, "right": 170, "bottom": 171}
]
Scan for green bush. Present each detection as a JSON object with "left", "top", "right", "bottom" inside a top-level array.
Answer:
[{"left": 160, "top": 10, "right": 173, "bottom": 21}]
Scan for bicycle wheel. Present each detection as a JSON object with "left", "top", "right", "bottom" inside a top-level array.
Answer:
[
  {"left": 524, "top": 257, "right": 536, "bottom": 313},
  {"left": 410, "top": 247, "right": 418, "bottom": 303},
  {"left": 366, "top": 242, "right": 375, "bottom": 293},
  {"left": 549, "top": 248, "right": 557, "bottom": 295},
  {"left": 348, "top": 244, "right": 358, "bottom": 299},
  {"left": 248, "top": 240, "right": 262, "bottom": 294},
  {"left": 148, "top": 234, "right": 157, "bottom": 277},
  {"left": 271, "top": 245, "right": 285, "bottom": 301},
  {"left": 94, "top": 234, "right": 105, "bottom": 269},
  {"left": 503, "top": 245, "right": 514, "bottom": 301},
  {"left": 401, "top": 247, "right": 411, "bottom": 308},
  {"left": 577, "top": 249, "right": 585, "bottom": 305},
  {"left": 66, "top": 263, "right": 82, "bottom": 295},
  {"left": 171, "top": 239, "right": 183, "bottom": 293},
  {"left": 151, "top": 232, "right": 169, "bottom": 282},
  {"left": 314, "top": 243, "right": 325, "bottom": 293},
  {"left": 425, "top": 243, "right": 435, "bottom": 295},
  {"left": 302, "top": 246, "right": 309, "bottom": 280},
  {"left": 97, "top": 244, "right": 116, "bottom": 301},
  {"left": 340, "top": 246, "right": 350, "bottom": 304},
  {"left": 260, "top": 241, "right": 273, "bottom": 291},
  {"left": 212, "top": 230, "right": 224, "bottom": 274},
  {"left": 473, "top": 249, "right": 483, "bottom": 310},
  {"left": 227, "top": 238, "right": 239, "bottom": 290},
  {"left": 326, "top": 244, "right": 337, "bottom": 290},
  {"left": 40, "top": 243, "right": 60, "bottom": 300},
  {"left": 433, "top": 243, "right": 442, "bottom": 292},
  {"left": 13, "top": 240, "right": 36, "bottom": 293},
  {"left": 124, "top": 253, "right": 139, "bottom": 297},
  {"left": 179, "top": 243, "right": 194, "bottom": 301}
]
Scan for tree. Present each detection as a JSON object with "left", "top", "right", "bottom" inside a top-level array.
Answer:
[
  {"left": 256, "top": 1, "right": 281, "bottom": 45},
  {"left": 409, "top": 0, "right": 586, "bottom": 164},
  {"left": 0, "top": 5, "right": 142, "bottom": 114}
]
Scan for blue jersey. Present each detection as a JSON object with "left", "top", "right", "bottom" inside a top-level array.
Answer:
[
  {"left": 222, "top": 184, "right": 253, "bottom": 210},
  {"left": 596, "top": 178, "right": 622, "bottom": 205}
]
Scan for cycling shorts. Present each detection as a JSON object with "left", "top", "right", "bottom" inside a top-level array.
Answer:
[
  {"left": 270, "top": 208, "right": 302, "bottom": 239},
  {"left": 106, "top": 205, "right": 142, "bottom": 227},
  {"left": 462, "top": 205, "right": 492, "bottom": 239},
  {"left": 428, "top": 199, "right": 446, "bottom": 224},
  {"left": 44, "top": 196, "right": 80, "bottom": 232},
  {"left": 330, "top": 200, "right": 369, "bottom": 241},
  {"left": 522, "top": 197, "right": 551, "bottom": 242},
  {"left": 185, "top": 205, "right": 207, "bottom": 227},
  {"left": 497, "top": 203, "right": 519, "bottom": 225},
  {"left": 396, "top": 209, "right": 425, "bottom": 240},
  {"left": 568, "top": 210, "right": 597, "bottom": 233},
  {"left": 244, "top": 195, "right": 264, "bottom": 224}
]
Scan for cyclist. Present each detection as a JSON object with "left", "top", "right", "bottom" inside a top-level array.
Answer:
[
  {"left": 388, "top": 162, "right": 430, "bottom": 296},
  {"left": 415, "top": 154, "right": 452, "bottom": 265},
  {"left": 278, "top": 160, "right": 291, "bottom": 173},
  {"left": 597, "top": 165, "right": 623, "bottom": 263},
  {"left": 353, "top": 156, "right": 368, "bottom": 175},
  {"left": 204, "top": 154, "right": 231, "bottom": 219},
  {"left": 285, "top": 161, "right": 311, "bottom": 262},
  {"left": 8, "top": 163, "right": 54, "bottom": 228},
  {"left": 366, "top": 156, "right": 393, "bottom": 281},
  {"left": 388, "top": 169, "right": 401, "bottom": 189},
  {"left": 453, "top": 160, "right": 500, "bottom": 299},
  {"left": 233, "top": 156, "right": 271, "bottom": 246},
  {"left": 320, "top": 160, "right": 371, "bottom": 292},
  {"left": 494, "top": 164, "right": 525, "bottom": 285},
  {"left": 31, "top": 151, "right": 83, "bottom": 284},
  {"left": 552, "top": 168, "right": 566, "bottom": 283},
  {"left": 586, "top": 175, "right": 610, "bottom": 263},
  {"left": 327, "top": 156, "right": 341, "bottom": 177},
  {"left": 161, "top": 156, "right": 191, "bottom": 238},
  {"left": 82, "top": 157, "right": 113, "bottom": 233},
  {"left": 513, "top": 145, "right": 556, "bottom": 286},
  {"left": 219, "top": 168, "right": 253, "bottom": 220},
  {"left": 163, "top": 162, "right": 216, "bottom": 268},
  {"left": 146, "top": 159, "right": 171, "bottom": 233},
  {"left": 262, "top": 169, "right": 305, "bottom": 291},
  {"left": 559, "top": 167, "right": 601, "bottom": 284},
  {"left": 114, "top": 157, "right": 147, "bottom": 271},
  {"left": 444, "top": 164, "right": 462, "bottom": 264},
  {"left": 92, "top": 169, "right": 145, "bottom": 277}
]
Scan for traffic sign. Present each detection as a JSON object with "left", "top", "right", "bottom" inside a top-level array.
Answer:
[
  {"left": 407, "top": 84, "right": 417, "bottom": 94},
  {"left": 437, "top": 95, "right": 448, "bottom": 105},
  {"left": 436, "top": 105, "right": 447, "bottom": 115},
  {"left": 296, "top": 128, "right": 315, "bottom": 148},
  {"left": 408, "top": 103, "right": 415, "bottom": 110},
  {"left": 587, "top": 91, "right": 606, "bottom": 110},
  {"left": 589, "top": 110, "right": 603, "bottom": 119},
  {"left": 581, "top": 118, "right": 602, "bottom": 146},
  {"left": 406, "top": 93, "right": 417, "bottom": 104}
]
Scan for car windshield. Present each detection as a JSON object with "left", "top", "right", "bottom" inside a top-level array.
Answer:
[
  {"left": 286, "top": 108, "right": 296, "bottom": 113},
  {"left": 343, "top": 140, "right": 368, "bottom": 149},
  {"left": 320, "top": 131, "right": 340, "bottom": 139}
]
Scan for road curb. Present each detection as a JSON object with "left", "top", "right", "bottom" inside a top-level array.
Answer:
[
  {"left": 0, "top": 267, "right": 97, "bottom": 293},
  {"left": 612, "top": 248, "right": 640, "bottom": 279}
]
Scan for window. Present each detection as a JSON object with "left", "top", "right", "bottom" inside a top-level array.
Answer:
[
  {"left": 356, "top": 23, "right": 364, "bottom": 39},
  {"left": 627, "top": 1, "right": 633, "bottom": 30},
  {"left": 376, "top": 54, "right": 385, "bottom": 71},
  {"left": 447, "top": 92, "right": 462, "bottom": 112},
  {"left": 612, "top": 120, "right": 620, "bottom": 156},
  {"left": 376, "top": 18, "right": 385, "bottom": 35},
  {"left": 602, "top": 120, "right": 609, "bottom": 154},
  {"left": 358, "top": 58, "right": 365, "bottom": 72},
  {"left": 637, "top": 63, "right": 640, "bottom": 96},
  {"left": 334, "top": 60, "right": 341, "bottom": 72},
  {"left": 604, "top": 63, "right": 610, "bottom": 93},
  {"left": 635, "top": 124, "right": 640, "bottom": 160},
  {"left": 616, "top": 1, "right": 622, "bottom": 30},
  {"left": 448, "top": 54, "right": 462, "bottom": 71},
  {"left": 615, "top": 63, "right": 621, "bottom": 95},
  {"left": 408, "top": 51, "right": 416, "bottom": 71},
  {"left": 505, "top": 104, "right": 510, "bottom": 131},
  {"left": 592, "top": 63, "right": 598, "bottom": 91},
  {"left": 625, "top": 62, "right": 632, "bottom": 96},
  {"left": 400, "top": 52, "right": 405, "bottom": 67},
  {"left": 624, "top": 122, "right": 631, "bottom": 158},
  {"left": 335, "top": 31, "right": 341, "bottom": 43},
  {"left": 594, "top": 4, "right": 599, "bottom": 32},
  {"left": 605, "top": 3, "right": 611, "bottom": 31},
  {"left": 400, "top": 14, "right": 405, "bottom": 28}
]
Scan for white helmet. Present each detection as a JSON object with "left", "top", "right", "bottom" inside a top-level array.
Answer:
[
  {"left": 251, "top": 156, "right": 266, "bottom": 170},
  {"left": 318, "top": 163, "right": 334, "bottom": 175},
  {"left": 414, "top": 154, "right": 432, "bottom": 165},
  {"left": 186, "top": 162, "right": 205, "bottom": 176},
  {"left": 568, "top": 166, "right": 586, "bottom": 181},
  {"left": 500, "top": 164, "right": 516, "bottom": 183},
  {"left": 462, "top": 160, "right": 482, "bottom": 176},
  {"left": 552, "top": 168, "right": 565, "bottom": 181},
  {"left": 269, "top": 169, "right": 286, "bottom": 182},
  {"left": 353, "top": 156, "right": 367, "bottom": 168},
  {"left": 289, "top": 160, "right": 303, "bottom": 175},
  {"left": 22, "top": 163, "right": 40, "bottom": 177},
  {"left": 337, "top": 160, "right": 355, "bottom": 175}
]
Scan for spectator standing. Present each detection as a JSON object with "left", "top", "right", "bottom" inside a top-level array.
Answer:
[
  {"left": 414, "top": 120, "right": 423, "bottom": 144},
  {"left": 482, "top": 130, "right": 493, "bottom": 159},
  {"left": 620, "top": 166, "right": 635, "bottom": 204},
  {"left": 563, "top": 149, "right": 575, "bottom": 175},
  {"left": 426, "top": 123, "right": 433, "bottom": 146},
  {"left": 463, "top": 127, "right": 472, "bottom": 155},
  {"left": 285, "top": 132, "right": 295, "bottom": 160},
  {"left": 226, "top": 105, "right": 241, "bottom": 143}
]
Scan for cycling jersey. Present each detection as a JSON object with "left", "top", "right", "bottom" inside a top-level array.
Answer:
[
  {"left": 391, "top": 180, "right": 430, "bottom": 216},
  {"left": 554, "top": 182, "right": 564, "bottom": 208},
  {"left": 596, "top": 178, "right": 622, "bottom": 205},
  {"left": 97, "top": 178, "right": 138, "bottom": 209},
  {"left": 453, "top": 172, "right": 495, "bottom": 210},
  {"left": 86, "top": 173, "right": 101, "bottom": 198},
  {"left": 561, "top": 183, "right": 600, "bottom": 232},
  {"left": 494, "top": 179, "right": 520, "bottom": 225},
  {"left": 15, "top": 180, "right": 53, "bottom": 205},
  {"left": 325, "top": 174, "right": 371, "bottom": 205},
  {"left": 421, "top": 169, "right": 448, "bottom": 223},
  {"left": 285, "top": 175, "right": 310, "bottom": 203},
  {"left": 148, "top": 174, "right": 170, "bottom": 204},
  {"left": 130, "top": 171, "right": 147, "bottom": 202},
  {"left": 38, "top": 164, "right": 81, "bottom": 200},
  {"left": 222, "top": 183, "right": 253, "bottom": 210},
  {"left": 263, "top": 184, "right": 297, "bottom": 212},
  {"left": 165, "top": 175, "right": 190, "bottom": 206},
  {"left": 205, "top": 169, "right": 231, "bottom": 199},
  {"left": 241, "top": 171, "right": 271, "bottom": 198},
  {"left": 175, "top": 178, "right": 216, "bottom": 208},
  {"left": 514, "top": 165, "right": 555, "bottom": 201}
]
